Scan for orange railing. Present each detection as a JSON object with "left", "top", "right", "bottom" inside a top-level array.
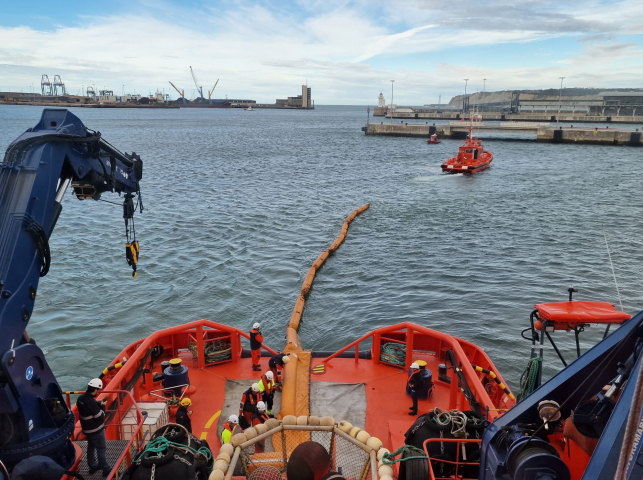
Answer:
[
  {"left": 64, "top": 389, "right": 145, "bottom": 480},
  {"left": 321, "top": 322, "right": 514, "bottom": 419},
  {"left": 423, "top": 437, "right": 482, "bottom": 480}
]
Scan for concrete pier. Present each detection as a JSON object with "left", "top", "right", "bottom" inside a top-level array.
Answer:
[
  {"left": 373, "top": 108, "right": 643, "bottom": 125},
  {"left": 363, "top": 123, "right": 643, "bottom": 146}
]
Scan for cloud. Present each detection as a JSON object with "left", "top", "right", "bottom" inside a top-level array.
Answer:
[{"left": 0, "top": 0, "right": 641, "bottom": 104}]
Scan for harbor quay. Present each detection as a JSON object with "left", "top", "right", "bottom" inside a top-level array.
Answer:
[
  {"left": 373, "top": 108, "right": 643, "bottom": 125},
  {"left": 363, "top": 122, "right": 643, "bottom": 146}
]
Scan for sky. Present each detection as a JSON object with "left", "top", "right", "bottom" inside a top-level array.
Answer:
[{"left": 0, "top": 0, "right": 642, "bottom": 105}]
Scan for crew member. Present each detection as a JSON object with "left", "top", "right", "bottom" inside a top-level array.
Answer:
[
  {"left": 77, "top": 378, "right": 111, "bottom": 476},
  {"left": 268, "top": 352, "right": 290, "bottom": 385},
  {"left": 252, "top": 401, "right": 270, "bottom": 452},
  {"left": 407, "top": 363, "right": 421, "bottom": 416},
  {"left": 239, "top": 383, "right": 261, "bottom": 426},
  {"left": 221, "top": 414, "right": 241, "bottom": 444},
  {"left": 258, "top": 370, "right": 276, "bottom": 416},
  {"left": 175, "top": 397, "right": 193, "bottom": 433},
  {"left": 250, "top": 323, "right": 264, "bottom": 372}
]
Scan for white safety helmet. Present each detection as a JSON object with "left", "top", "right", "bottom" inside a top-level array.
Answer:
[
  {"left": 282, "top": 355, "right": 290, "bottom": 364},
  {"left": 253, "top": 323, "right": 261, "bottom": 330},
  {"left": 88, "top": 378, "right": 103, "bottom": 389},
  {"left": 410, "top": 363, "right": 419, "bottom": 370},
  {"left": 228, "top": 414, "right": 239, "bottom": 424},
  {"left": 257, "top": 401, "right": 266, "bottom": 412},
  {"left": 266, "top": 371, "right": 274, "bottom": 380},
  {"left": 251, "top": 383, "right": 260, "bottom": 393}
]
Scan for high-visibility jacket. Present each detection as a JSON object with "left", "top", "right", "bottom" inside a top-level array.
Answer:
[
  {"left": 76, "top": 392, "right": 105, "bottom": 435},
  {"left": 252, "top": 411, "right": 270, "bottom": 427},
  {"left": 250, "top": 329, "right": 264, "bottom": 351},
  {"left": 239, "top": 387, "right": 259, "bottom": 414},
  {"left": 258, "top": 375, "right": 275, "bottom": 396},
  {"left": 407, "top": 370, "right": 421, "bottom": 392},
  {"left": 221, "top": 421, "right": 235, "bottom": 444}
]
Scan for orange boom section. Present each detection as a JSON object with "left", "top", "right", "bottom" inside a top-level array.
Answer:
[{"left": 280, "top": 204, "right": 370, "bottom": 420}]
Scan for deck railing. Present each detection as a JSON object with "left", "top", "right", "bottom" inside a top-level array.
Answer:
[
  {"left": 64, "top": 389, "right": 145, "bottom": 479},
  {"left": 423, "top": 437, "right": 482, "bottom": 480},
  {"left": 321, "top": 322, "right": 513, "bottom": 419}
]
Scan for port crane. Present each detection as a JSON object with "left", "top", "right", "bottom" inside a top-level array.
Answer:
[
  {"left": 0, "top": 109, "right": 143, "bottom": 471},
  {"left": 208, "top": 79, "right": 219, "bottom": 99},
  {"left": 189, "top": 66, "right": 204, "bottom": 99},
  {"left": 168, "top": 81, "right": 185, "bottom": 100}
]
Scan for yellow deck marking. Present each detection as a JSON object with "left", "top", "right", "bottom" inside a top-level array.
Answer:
[
  {"left": 205, "top": 410, "right": 221, "bottom": 429},
  {"left": 200, "top": 432, "right": 208, "bottom": 440}
]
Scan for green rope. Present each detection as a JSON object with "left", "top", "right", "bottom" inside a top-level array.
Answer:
[
  {"left": 382, "top": 445, "right": 428, "bottom": 465},
  {"left": 518, "top": 357, "right": 542, "bottom": 401},
  {"left": 135, "top": 435, "right": 213, "bottom": 467},
  {"left": 380, "top": 342, "right": 406, "bottom": 366}
]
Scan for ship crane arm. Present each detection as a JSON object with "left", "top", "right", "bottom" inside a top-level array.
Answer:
[{"left": 0, "top": 108, "right": 143, "bottom": 470}]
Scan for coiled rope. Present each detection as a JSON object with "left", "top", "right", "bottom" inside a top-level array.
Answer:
[
  {"left": 134, "top": 436, "right": 213, "bottom": 466},
  {"left": 380, "top": 342, "right": 406, "bottom": 366},
  {"left": 381, "top": 445, "right": 428, "bottom": 465},
  {"left": 518, "top": 357, "right": 542, "bottom": 401},
  {"left": 431, "top": 408, "right": 468, "bottom": 437}
]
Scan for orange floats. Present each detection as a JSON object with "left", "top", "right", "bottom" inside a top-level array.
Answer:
[{"left": 280, "top": 204, "right": 371, "bottom": 419}]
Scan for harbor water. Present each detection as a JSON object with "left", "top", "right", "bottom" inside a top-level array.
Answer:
[{"left": 1, "top": 105, "right": 642, "bottom": 391}]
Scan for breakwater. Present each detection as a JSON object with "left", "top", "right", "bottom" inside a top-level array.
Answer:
[
  {"left": 363, "top": 122, "right": 643, "bottom": 145},
  {"left": 373, "top": 108, "right": 643, "bottom": 125}
]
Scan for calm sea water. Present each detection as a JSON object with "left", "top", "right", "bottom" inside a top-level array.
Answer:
[{"left": 1, "top": 105, "right": 642, "bottom": 392}]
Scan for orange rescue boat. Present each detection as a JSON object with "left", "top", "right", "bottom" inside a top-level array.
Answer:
[{"left": 441, "top": 117, "right": 492, "bottom": 174}]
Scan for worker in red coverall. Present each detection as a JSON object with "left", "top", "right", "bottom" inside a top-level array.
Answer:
[
  {"left": 250, "top": 323, "right": 263, "bottom": 372},
  {"left": 239, "top": 383, "right": 261, "bottom": 427},
  {"left": 268, "top": 352, "right": 290, "bottom": 385},
  {"left": 252, "top": 401, "right": 270, "bottom": 453},
  {"left": 407, "top": 362, "right": 421, "bottom": 416}
]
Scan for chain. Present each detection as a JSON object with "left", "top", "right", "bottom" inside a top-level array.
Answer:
[
  {"left": 411, "top": 418, "right": 425, "bottom": 435},
  {"left": 439, "top": 430, "right": 444, "bottom": 477},
  {"left": 174, "top": 454, "right": 193, "bottom": 466},
  {"left": 150, "top": 463, "right": 155, "bottom": 480}
]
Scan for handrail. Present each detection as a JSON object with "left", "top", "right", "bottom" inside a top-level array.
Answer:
[
  {"left": 102, "top": 319, "right": 277, "bottom": 391},
  {"left": 423, "top": 437, "right": 481, "bottom": 480},
  {"left": 73, "top": 389, "right": 146, "bottom": 480},
  {"left": 321, "top": 321, "right": 513, "bottom": 419}
]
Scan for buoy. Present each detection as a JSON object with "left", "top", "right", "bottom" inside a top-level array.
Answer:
[
  {"left": 308, "top": 416, "right": 320, "bottom": 426},
  {"left": 376, "top": 447, "right": 389, "bottom": 461},
  {"left": 349, "top": 426, "right": 361, "bottom": 438},
  {"left": 338, "top": 420, "right": 352, "bottom": 433},
  {"left": 231, "top": 433, "right": 247, "bottom": 447},
  {"left": 255, "top": 423, "right": 268, "bottom": 435},
  {"left": 213, "top": 460, "right": 229, "bottom": 472},
  {"left": 265, "top": 418, "right": 280, "bottom": 430},
  {"left": 209, "top": 470, "right": 225, "bottom": 480},
  {"left": 219, "top": 444, "right": 234, "bottom": 457},
  {"left": 297, "top": 416, "right": 308, "bottom": 425},
  {"left": 368, "top": 437, "right": 383, "bottom": 452},
  {"left": 283, "top": 415, "right": 297, "bottom": 426},
  {"left": 379, "top": 476, "right": 393, "bottom": 480},
  {"left": 216, "top": 452, "right": 231, "bottom": 464},
  {"left": 356, "top": 430, "right": 370, "bottom": 444},
  {"left": 379, "top": 465, "right": 394, "bottom": 477},
  {"left": 320, "top": 416, "right": 335, "bottom": 426},
  {"left": 244, "top": 427, "right": 257, "bottom": 439}
]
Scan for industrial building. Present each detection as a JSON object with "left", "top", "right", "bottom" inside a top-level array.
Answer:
[{"left": 276, "top": 85, "right": 313, "bottom": 109}]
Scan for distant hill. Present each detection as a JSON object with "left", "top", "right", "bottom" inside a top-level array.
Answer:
[{"left": 448, "top": 88, "right": 643, "bottom": 106}]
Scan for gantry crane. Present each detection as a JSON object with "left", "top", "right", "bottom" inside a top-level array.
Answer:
[{"left": 190, "top": 66, "right": 204, "bottom": 99}]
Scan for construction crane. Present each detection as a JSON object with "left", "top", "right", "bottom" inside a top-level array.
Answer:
[
  {"left": 168, "top": 81, "right": 185, "bottom": 100},
  {"left": 208, "top": 79, "right": 219, "bottom": 99},
  {"left": 190, "top": 66, "right": 204, "bottom": 99}
]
